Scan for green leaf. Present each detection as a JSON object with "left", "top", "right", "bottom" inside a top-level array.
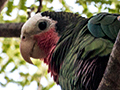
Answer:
[
  {"left": 6, "top": 0, "right": 14, "bottom": 16},
  {"left": 18, "top": 0, "right": 27, "bottom": 11}
]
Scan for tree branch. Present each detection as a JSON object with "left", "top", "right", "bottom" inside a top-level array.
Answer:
[
  {"left": 97, "top": 30, "right": 120, "bottom": 90},
  {"left": 0, "top": 0, "right": 8, "bottom": 13},
  {"left": 0, "top": 23, "right": 24, "bottom": 37}
]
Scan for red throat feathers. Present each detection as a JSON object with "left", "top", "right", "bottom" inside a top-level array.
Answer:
[
  {"left": 34, "top": 27, "right": 60, "bottom": 64},
  {"left": 34, "top": 28, "right": 60, "bottom": 83}
]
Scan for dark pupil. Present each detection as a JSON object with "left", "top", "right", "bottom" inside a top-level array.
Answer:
[{"left": 38, "top": 22, "right": 47, "bottom": 30}]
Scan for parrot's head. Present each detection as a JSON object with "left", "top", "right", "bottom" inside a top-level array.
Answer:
[
  {"left": 20, "top": 11, "right": 80, "bottom": 83},
  {"left": 20, "top": 13, "right": 60, "bottom": 64}
]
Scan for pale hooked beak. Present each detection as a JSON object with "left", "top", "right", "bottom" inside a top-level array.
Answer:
[
  {"left": 20, "top": 36, "right": 35, "bottom": 64},
  {"left": 20, "top": 35, "right": 47, "bottom": 64}
]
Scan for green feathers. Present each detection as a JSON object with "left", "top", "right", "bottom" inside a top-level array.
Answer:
[
  {"left": 82, "top": 38, "right": 113, "bottom": 59},
  {"left": 57, "top": 13, "right": 117, "bottom": 90},
  {"left": 88, "top": 13, "right": 120, "bottom": 40},
  {"left": 41, "top": 11, "right": 120, "bottom": 90}
]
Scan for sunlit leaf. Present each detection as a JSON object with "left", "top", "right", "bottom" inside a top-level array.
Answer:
[
  {"left": 18, "top": 0, "right": 27, "bottom": 11},
  {"left": 6, "top": 0, "right": 14, "bottom": 16}
]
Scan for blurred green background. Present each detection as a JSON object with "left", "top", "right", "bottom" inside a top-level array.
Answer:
[{"left": 0, "top": 0, "right": 120, "bottom": 90}]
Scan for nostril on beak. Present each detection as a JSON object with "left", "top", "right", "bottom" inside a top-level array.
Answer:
[{"left": 22, "top": 36, "right": 26, "bottom": 40}]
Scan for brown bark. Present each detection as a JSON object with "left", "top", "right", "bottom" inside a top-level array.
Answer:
[
  {"left": 97, "top": 31, "right": 120, "bottom": 90},
  {"left": 0, "top": 23, "right": 24, "bottom": 37},
  {"left": 0, "top": 0, "right": 8, "bottom": 13}
]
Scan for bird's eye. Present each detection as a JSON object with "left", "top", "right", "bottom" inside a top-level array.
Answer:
[{"left": 38, "top": 21, "right": 47, "bottom": 30}]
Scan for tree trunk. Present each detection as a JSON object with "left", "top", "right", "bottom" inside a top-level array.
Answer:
[{"left": 97, "top": 30, "right": 120, "bottom": 90}]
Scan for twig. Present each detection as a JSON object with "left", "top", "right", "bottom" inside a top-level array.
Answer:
[
  {"left": 36, "top": 0, "right": 43, "bottom": 13},
  {"left": 27, "top": 0, "right": 43, "bottom": 19},
  {"left": 27, "top": 7, "right": 35, "bottom": 19},
  {"left": 97, "top": 30, "right": 120, "bottom": 90}
]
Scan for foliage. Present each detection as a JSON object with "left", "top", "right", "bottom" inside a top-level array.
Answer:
[
  {"left": 76, "top": 0, "right": 120, "bottom": 17},
  {"left": 0, "top": 0, "right": 120, "bottom": 90},
  {"left": 0, "top": 38, "right": 55, "bottom": 90}
]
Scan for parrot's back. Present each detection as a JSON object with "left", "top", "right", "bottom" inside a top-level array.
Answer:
[{"left": 42, "top": 12, "right": 120, "bottom": 90}]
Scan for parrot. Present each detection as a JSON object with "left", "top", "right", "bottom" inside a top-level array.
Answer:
[{"left": 20, "top": 11, "right": 120, "bottom": 90}]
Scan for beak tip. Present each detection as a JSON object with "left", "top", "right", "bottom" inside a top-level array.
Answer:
[
  {"left": 22, "top": 56, "right": 33, "bottom": 65},
  {"left": 20, "top": 41, "right": 34, "bottom": 65},
  {"left": 27, "top": 60, "right": 34, "bottom": 65}
]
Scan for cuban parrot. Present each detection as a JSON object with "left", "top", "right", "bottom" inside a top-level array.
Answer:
[{"left": 20, "top": 11, "right": 120, "bottom": 90}]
